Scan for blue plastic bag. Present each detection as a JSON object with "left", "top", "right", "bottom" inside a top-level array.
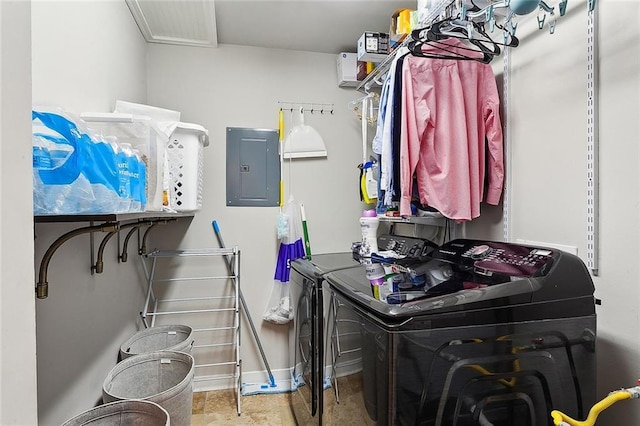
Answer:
[{"left": 32, "top": 109, "right": 141, "bottom": 214}]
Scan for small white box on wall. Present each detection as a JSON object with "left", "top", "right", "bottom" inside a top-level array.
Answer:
[{"left": 337, "top": 52, "right": 358, "bottom": 87}]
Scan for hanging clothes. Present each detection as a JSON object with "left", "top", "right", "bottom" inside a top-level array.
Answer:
[
  {"left": 398, "top": 38, "right": 504, "bottom": 221},
  {"left": 373, "top": 46, "right": 410, "bottom": 207},
  {"left": 371, "top": 36, "right": 504, "bottom": 221}
]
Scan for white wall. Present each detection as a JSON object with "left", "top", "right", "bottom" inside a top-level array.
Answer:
[
  {"left": 0, "top": 1, "right": 38, "bottom": 425},
  {"left": 466, "top": 1, "right": 640, "bottom": 423},
  {"left": 31, "top": 1, "right": 148, "bottom": 425},
  {"left": 20, "top": 0, "right": 640, "bottom": 424},
  {"left": 590, "top": 2, "right": 640, "bottom": 423},
  {"left": 145, "top": 43, "right": 364, "bottom": 380}
]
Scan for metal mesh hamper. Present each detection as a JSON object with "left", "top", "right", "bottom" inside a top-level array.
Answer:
[
  {"left": 61, "top": 400, "right": 169, "bottom": 426},
  {"left": 119, "top": 325, "right": 194, "bottom": 360},
  {"left": 102, "top": 351, "right": 194, "bottom": 426}
]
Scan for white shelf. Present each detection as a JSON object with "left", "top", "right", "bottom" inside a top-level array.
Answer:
[
  {"left": 379, "top": 214, "right": 448, "bottom": 227},
  {"left": 355, "top": 0, "right": 453, "bottom": 93}
]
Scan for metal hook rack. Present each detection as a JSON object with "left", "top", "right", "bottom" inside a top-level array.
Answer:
[{"left": 278, "top": 101, "right": 335, "bottom": 115}]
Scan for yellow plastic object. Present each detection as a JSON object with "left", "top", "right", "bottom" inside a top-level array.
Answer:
[
  {"left": 366, "top": 62, "right": 375, "bottom": 74},
  {"left": 278, "top": 109, "right": 285, "bottom": 207},
  {"left": 398, "top": 9, "right": 413, "bottom": 34},
  {"left": 550, "top": 390, "right": 631, "bottom": 426},
  {"left": 361, "top": 169, "right": 376, "bottom": 205}
]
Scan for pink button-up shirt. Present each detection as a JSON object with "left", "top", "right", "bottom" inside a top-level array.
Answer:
[{"left": 399, "top": 39, "right": 504, "bottom": 221}]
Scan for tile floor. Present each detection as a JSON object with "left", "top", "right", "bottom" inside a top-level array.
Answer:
[
  {"left": 191, "top": 374, "right": 372, "bottom": 425},
  {"left": 191, "top": 390, "right": 296, "bottom": 425}
]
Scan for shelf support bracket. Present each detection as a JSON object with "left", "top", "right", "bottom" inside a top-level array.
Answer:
[
  {"left": 139, "top": 218, "right": 177, "bottom": 255},
  {"left": 92, "top": 222, "right": 141, "bottom": 274},
  {"left": 36, "top": 222, "right": 119, "bottom": 299},
  {"left": 120, "top": 221, "right": 150, "bottom": 263}
]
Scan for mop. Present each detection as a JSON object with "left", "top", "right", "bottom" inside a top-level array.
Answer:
[
  {"left": 211, "top": 220, "right": 290, "bottom": 395},
  {"left": 263, "top": 109, "right": 307, "bottom": 325}
]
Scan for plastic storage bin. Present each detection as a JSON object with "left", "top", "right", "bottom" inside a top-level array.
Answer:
[
  {"left": 166, "top": 122, "right": 210, "bottom": 212},
  {"left": 119, "top": 324, "right": 194, "bottom": 360},
  {"left": 32, "top": 108, "right": 146, "bottom": 214},
  {"left": 81, "top": 112, "right": 168, "bottom": 211},
  {"left": 61, "top": 400, "right": 169, "bottom": 426},
  {"left": 103, "top": 351, "right": 194, "bottom": 426}
]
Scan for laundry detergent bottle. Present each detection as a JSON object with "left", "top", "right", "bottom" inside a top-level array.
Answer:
[
  {"left": 364, "top": 261, "right": 387, "bottom": 301},
  {"left": 359, "top": 209, "right": 379, "bottom": 258}
]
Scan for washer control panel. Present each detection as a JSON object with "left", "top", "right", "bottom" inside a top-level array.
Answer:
[
  {"left": 377, "top": 234, "right": 438, "bottom": 258},
  {"left": 430, "top": 239, "right": 557, "bottom": 278}
]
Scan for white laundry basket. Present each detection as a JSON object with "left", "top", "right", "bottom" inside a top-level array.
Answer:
[
  {"left": 61, "top": 400, "right": 169, "bottom": 426},
  {"left": 166, "top": 122, "right": 209, "bottom": 212},
  {"left": 102, "top": 351, "right": 194, "bottom": 426},
  {"left": 119, "top": 325, "right": 194, "bottom": 360}
]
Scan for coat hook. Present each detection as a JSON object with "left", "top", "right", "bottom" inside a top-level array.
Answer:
[{"left": 537, "top": 11, "right": 546, "bottom": 29}]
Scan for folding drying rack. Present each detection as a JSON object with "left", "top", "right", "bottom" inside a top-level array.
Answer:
[{"left": 140, "top": 247, "right": 241, "bottom": 415}]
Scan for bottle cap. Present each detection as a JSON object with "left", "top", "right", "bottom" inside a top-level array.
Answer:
[
  {"left": 362, "top": 209, "right": 377, "bottom": 217},
  {"left": 369, "top": 277, "right": 385, "bottom": 286}
]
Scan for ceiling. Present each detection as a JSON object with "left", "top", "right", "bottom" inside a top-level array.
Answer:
[{"left": 126, "top": 0, "right": 417, "bottom": 54}]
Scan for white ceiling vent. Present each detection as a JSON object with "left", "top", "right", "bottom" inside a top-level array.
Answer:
[{"left": 126, "top": 0, "right": 218, "bottom": 48}]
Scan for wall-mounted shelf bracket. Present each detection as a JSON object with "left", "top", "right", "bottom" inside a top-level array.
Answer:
[
  {"left": 139, "top": 218, "right": 177, "bottom": 255},
  {"left": 93, "top": 222, "right": 141, "bottom": 274},
  {"left": 34, "top": 212, "right": 193, "bottom": 299},
  {"left": 37, "top": 222, "right": 119, "bottom": 299}
]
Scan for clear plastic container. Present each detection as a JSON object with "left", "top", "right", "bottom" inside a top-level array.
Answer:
[{"left": 81, "top": 112, "right": 168, "bottom": 211}]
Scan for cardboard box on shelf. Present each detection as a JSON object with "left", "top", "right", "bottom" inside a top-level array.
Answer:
[
  {"left": 390, "top": 9, "right": 414, "bottom": 48},
  {"left": 356, "top": 61, "right": 368, "bottom": 81},
  {"left": 357, "top": 32, "right": 389, "bottom": 63}
]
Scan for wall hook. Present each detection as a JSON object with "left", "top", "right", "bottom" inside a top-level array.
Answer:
[
  {"left": 548, "top": 12, "right": 556, "bottom": 34},
  {"left": 559, "top": 0, "right": 568, "bottom": 16},
  {"left": 537, "top": 12, "right": 546, "bottom": 30}
]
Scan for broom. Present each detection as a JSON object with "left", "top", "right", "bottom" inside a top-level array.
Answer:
[{"left": 212, "top": 220, "right": 292, "bottom": 395}]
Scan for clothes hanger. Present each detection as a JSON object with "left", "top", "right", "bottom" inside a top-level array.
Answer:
[
  {"left": 410, "top": 22, "right": 496, "bottom": 63},
  {"left": 427, "top": 18, "right": 506, "bottom": 54},
  {"left": 408, "top": 0, "right": 525, "bottom": 64},
  {"left": 407, "top": 37, "right": 495, "bottom": 64},
  {"left": 439, "top": 0, "right": 520, "bottom": 48}
]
